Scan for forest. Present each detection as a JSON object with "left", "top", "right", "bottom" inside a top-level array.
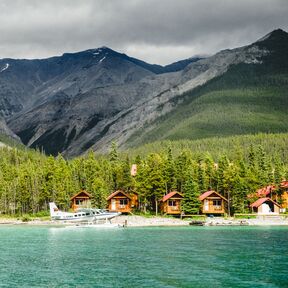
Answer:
[{"left": 0, "top": 140, "right": 287, "bottom": 216}]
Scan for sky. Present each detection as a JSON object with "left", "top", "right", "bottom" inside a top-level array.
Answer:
[{"left": 0, "top": 0, "right": 287, "bottom": 65}]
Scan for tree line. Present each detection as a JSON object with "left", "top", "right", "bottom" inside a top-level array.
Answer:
[{"left": 0, "top": 142, "right": 287, "bottom": 216}]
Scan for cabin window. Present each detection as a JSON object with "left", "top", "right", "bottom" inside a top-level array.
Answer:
[
  {"left": 213, "top": 200, "right": 222, "bottom": 210},
  {"left": 168, "top": 200, "right": 177, "bottom": 207},
  {"left": 120, "top": 199, "right": 128, "bottom": 208},
  {"left": 76, "top": 199, "right": 83, "bottom": 205}
]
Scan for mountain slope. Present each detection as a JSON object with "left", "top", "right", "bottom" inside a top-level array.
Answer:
[
  {"left": 2, "top": 29, "right": 288, "bottom": 156},
  {"left": 3, "top": 46, "right": 201, "bottom": 155},
  {"left": 125, "top": 29, "right": 288, "bottom": 147}
]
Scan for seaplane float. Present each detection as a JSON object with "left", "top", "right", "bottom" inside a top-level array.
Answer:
[{"left": 49, "top": 202, "right": 122, "bottom": 228}]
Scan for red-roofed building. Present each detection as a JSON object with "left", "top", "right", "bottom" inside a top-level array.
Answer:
[
  {"left": 256, "top": 185, "right": 276, "bottom": 197},
  {"left": 160, "top": 191, "right": 183, "bottom": 215},
  {"left": 107, "top": 190, "right": 138, "bottom": 214},
  {"left": 70, "top": 190, "right": 92, "bottom": 211},
  {"left": 281, "top": 180, "right": 288, "bottom": 189},
  {"left": 198, "top": 191, "right": 227, "bottom": 215},
  {"left": 250, "top": 197, "right": 280, "bottom": 214},
  {"left": 248, "top": 185, "right": 276, "bottom": 200}
]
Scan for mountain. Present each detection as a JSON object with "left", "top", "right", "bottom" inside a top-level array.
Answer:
[
  {"left": 2, "top": 47, "right": 201, "bottom": 155},
  {"left": 1, "top": 29, "right": 288, "bottom": 156},
  {"left": 82, "top": 28, "right": 288, "bottom": 154},
  {"left": 0, "top": 116, "right": 19, "bottom": 140},
  {"left": 127, "top": 29, "right": 288, "bottom": 147}
]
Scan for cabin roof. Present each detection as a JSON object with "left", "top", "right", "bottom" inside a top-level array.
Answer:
[
  {"left": 162, "top": 191, "right": 183, "bottom": 202},
  {"left": 70, "top": 190, "right": 92, "bottom": 200},
  {"left": 199, "top": 190, "right": 227, "bottom": 201},
  {"left": 256, "top": 185, "right": 276, "bottom": 197},
  {"left": 107, "top": 190, "right": 132, "bottom": 201},
  {"left": 250, "top": 197, "right": 280, "bottom": 208}
]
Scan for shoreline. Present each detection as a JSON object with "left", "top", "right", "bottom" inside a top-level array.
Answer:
[{"left": 1, "top": 215, "right": 288, "bottom": 227}]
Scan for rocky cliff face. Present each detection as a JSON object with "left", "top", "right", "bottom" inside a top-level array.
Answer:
[
  {"left": 0, "top": 116, "right": 19, "bottom": 140},
  {"left": 1, "top": 29, "right": 287, "bottom": 156}
]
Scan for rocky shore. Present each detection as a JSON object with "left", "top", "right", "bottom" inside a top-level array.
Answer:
[
  {"left": 111, "top": 215, "right": 189, "bottom": 227},
  {"left": 1, "top": 215, "right": 288, "bottom": 227}
]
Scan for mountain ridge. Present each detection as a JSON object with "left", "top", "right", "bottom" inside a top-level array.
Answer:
[{"left": 0, "top": 28, "right": 287, "bottom": 156}]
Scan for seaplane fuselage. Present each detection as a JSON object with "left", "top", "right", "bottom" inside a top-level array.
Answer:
[{"left": 49, "top": 202, "right": 121, "bottom": 222}]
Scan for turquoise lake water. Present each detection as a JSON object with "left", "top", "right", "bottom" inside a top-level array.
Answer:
[{"left": 0, "top": 226, "right": 287, "bottom": 288}]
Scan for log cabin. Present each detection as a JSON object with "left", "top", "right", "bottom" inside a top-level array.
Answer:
[
  {"left": 199, "top": 190, "right": 227, "bottom": 215},
  {"left": 70, "top": 190, "right": 92, "bottom": 211},
  {"left": 250, "top": 197, "right": 280, "bottom": 214},
  {"left": 160, "top": 191, "right": 183, "bottom": 215},
  {"left": 107, "top": 190, "right": 138, "bottom": 214}
]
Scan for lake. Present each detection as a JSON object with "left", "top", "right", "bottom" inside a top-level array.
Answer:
[{"left": 0, "top": 225, "right": 287, "bottom": 287}]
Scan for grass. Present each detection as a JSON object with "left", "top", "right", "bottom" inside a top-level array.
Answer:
[
  {"left": 234, "top": 214, "right": 257, "bottom": 219},
  {"left": 0, "top": 211, "right": 50, "bottom": 223}
]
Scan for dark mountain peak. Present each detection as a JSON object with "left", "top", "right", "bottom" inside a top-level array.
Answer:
[
  {"left": 256, "top": 28, "right": 288, "bottom": 44},
  {"left": 86, "top": 46, "right": 114, "bottom": 55},
  {"left": 62, "top": 46, "right": 114, "bottom": 58},
  {"left": 253, "top": 28, "right": 288, "bottom": 54},
  {"left": 163, "top": 56, "right": 203, "bottom": 73},
  {"left": 269, "top": 28, "right": 288, "bottom": 37}
]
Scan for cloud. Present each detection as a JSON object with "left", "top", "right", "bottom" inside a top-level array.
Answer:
[{"left": 0, "top": 0, "right": 287, "bottom": 64}]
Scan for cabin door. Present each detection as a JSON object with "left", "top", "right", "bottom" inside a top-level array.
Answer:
[
  {"left": 261, "top": 203, "right": 271, "bottom": 214},
  {"left": 111, "top": 199, "right": 116, "bottom": 210},
  {"left": 204, "top": 200, "right": 209, "bottom": 211}
]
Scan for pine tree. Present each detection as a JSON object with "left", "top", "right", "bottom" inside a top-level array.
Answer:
[
  {"left": 182, "top": 175, "right": 201, "bottom": 214},
  {"left": 164, "top": 146, "right": 176, "bottom": 193},
  {"left": 109, "top": 142, "right": 118, "bottom": 162}
]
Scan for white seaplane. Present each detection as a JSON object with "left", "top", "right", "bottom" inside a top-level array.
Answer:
[{"left": 49, "top": 202, "right": 121, "bottom": 223}]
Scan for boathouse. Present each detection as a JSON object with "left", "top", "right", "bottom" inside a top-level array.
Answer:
[
  {"left": 199, "top": 190, "right": 227, "bottom": 215},
  {"left": 250, "top": 197, "right": 280, "bottom": 214},
  {"left": 160, "top": 191, "right": 183, "bottom": 215},
  {"left": 70, "top": 190, "right": 92, "bottom": 211},
  {"left": 107, "top": 190, "right": 138, "bottom": 214}
]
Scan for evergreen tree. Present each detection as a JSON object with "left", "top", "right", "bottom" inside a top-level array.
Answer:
[
  {"left": 163, "top": 146, "right": 176, "bottom": 193},
  {"left": 182, "top": 174, "right": 201, "bottom": 214}
]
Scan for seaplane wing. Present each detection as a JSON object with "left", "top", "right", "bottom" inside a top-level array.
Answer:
[{"left": 49, "top": 203, "right": 121, "bottom": 222}]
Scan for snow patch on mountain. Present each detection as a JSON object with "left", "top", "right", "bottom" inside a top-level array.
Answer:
[
  {"left": 0, "top": 63, "right": 9, "bottom": 73},
  {"left": 99, "top": 56, "right": 106, "bottom": 63}
]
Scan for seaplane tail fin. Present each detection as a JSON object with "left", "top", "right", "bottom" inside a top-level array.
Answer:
[{"left": 49, "top": 202, "right": 59, "bottom": 217}]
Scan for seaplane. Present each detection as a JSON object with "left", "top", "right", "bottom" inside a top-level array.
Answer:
[{"left": 49, "top": 202, "right": 121, "bottom": 223}]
